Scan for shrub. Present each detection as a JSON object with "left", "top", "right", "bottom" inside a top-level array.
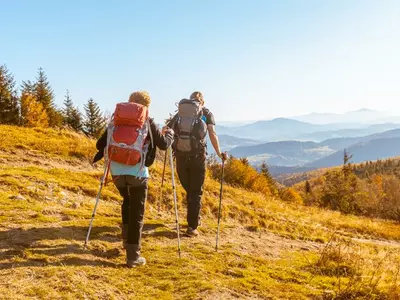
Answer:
[{"left": 209, "top": 157, "right": 272, "bottom": 196}]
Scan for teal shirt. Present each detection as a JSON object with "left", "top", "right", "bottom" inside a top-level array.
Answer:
[{"left": 110, "top": 161, "right": 149, "bottom": 178}]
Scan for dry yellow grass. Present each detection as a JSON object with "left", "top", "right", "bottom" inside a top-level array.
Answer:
[{"left": 0, "top": 125, "right": 399, "bottom": 299}]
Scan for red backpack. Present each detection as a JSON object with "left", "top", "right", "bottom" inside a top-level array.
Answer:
[{"left": 106, "top": 102, "right": 153, "bottom": 166}]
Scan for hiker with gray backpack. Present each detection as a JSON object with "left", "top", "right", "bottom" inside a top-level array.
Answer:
[
  {"left": 92, "top": 91, "right": 174, "bottom": 268},
  {"left": 165, "top": 91, "right": 227, "bottom": 237}
]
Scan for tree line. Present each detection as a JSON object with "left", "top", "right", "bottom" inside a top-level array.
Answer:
[
  {"left": 0, "top": 64, "right": 106, "bottom": 138},
  {"left": 299, "top": 151, "right": 400, "bottom": 222}
]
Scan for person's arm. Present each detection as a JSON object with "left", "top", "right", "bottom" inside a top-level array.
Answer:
[
  {"left": 162, "top": 114, "right": 178, "bottom": 135},
  {"left": 150, "top": 119, "right": 174, "bottom": 150},
  {"left": 208, "top": 124, "right": 225, "bottom": 159},
  {"left": 205, "top": 108, "right": 227, "bottom": 160},
  {"left": 92, "top": 130, "right": 108, "bottom": 164},
  {"left": 96, "top": 130, "right": 107, "bottom": 150}
]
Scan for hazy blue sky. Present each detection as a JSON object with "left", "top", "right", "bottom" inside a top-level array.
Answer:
[{"left": 1, "top": 0, "right": 400, "bottom": 122}]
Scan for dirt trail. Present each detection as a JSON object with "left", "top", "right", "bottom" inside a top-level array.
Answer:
[{"left": 0, "top": 149, "right": 97, "bottom": 173}]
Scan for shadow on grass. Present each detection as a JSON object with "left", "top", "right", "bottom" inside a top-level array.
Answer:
[{"left": 0, "top": 223, "right": 165, "bottom": 269}]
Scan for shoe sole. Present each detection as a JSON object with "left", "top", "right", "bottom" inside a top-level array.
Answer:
[
  {"left": 127, "top": 263, "right": 146, "bottom": 268},
  {"left": 185, "top": 232, "right": 199, "bottom": 237}
]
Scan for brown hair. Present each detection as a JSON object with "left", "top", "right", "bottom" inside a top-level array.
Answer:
[
  {"left": 129, "top": 91, "right": 151, "bottom": 107},
  {"left": 190, "top": 91, "right": 204, "bottom": 105}
]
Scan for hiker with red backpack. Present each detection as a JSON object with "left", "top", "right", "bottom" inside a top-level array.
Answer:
[
  {"left": 93, "top": 91, "right": 174, "bottom": 268},
  {"left": 165, "top": 91, "right": 227, "bottom": 237}
]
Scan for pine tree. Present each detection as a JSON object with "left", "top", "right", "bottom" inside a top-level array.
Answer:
[
  {"left": 305, "top": 180, "right": 312, "bottom": 194},
  {"left": 62, "top": 90, "right": 82, "bottom": 131},
  {"left": 20, "top": 93, "right": 49, "bottom": 128},
  {"left": 33, "top": 68, "right": 63, "bottom": 127},
  {"left": 240, "top": 157, "right": 249, "bottom": 166},
  {"left": 83, "top": 98, "right": 105, "bottom": 138},
  {"left": 342, "top": 149, "right": 353, "bottom": 177},
  {"left": 21, "top": 80, "right": 35, "bottom": 94},
  {"left": 70, "top": 107, "right": 83, "bottom": 131},
  {"left": 0, "top": 65, "right": 20, "bottom": 124},
  {"left": 35, "top": 67, "right": 54, "bottom": 110},
  {"left": 260, "top": 161, "right": 278, "bottom": 195},
  {"left": 260, "top": 161, "right": 271, "bottom": 179}
]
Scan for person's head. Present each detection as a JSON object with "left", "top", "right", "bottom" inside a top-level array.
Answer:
[
  {"left": 190, "top": 91, "right": 204, "bottom": 105},
  {"left": 129, "top": 91, "right": 151, "bottom": 107}
]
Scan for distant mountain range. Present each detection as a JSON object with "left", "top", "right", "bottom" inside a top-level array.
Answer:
[
  {"left": 217, "top": 116, "right": 400, "bottom": 142},
  {"left": 207, "top": 135, "right": 259, "bottom": 153},
  {"left": 227, "top": 129, "right": 400, "bottom": 175},
  {"left": 209, "top": 109, "right": 400, "bottom": 175},
  {"left": 291, "top": 108, "right": 400, "bottom": 125},
  {"left": 305, "top": 137, "right": 400, "bottom": 169}
]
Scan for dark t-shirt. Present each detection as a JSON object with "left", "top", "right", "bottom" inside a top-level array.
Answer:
[{"left": 201, "top": 107, "right": 215, "bottom": 126}]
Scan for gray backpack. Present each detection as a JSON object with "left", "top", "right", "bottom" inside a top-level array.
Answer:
[{"left": 172, "top": 99, "right": 208, "bottom": 154}]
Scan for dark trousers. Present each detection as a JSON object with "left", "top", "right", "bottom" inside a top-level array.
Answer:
[
  {"left": 113, "top": 175, "right": 148, "bottom": 247},
  {"left": 176, "top": 154, "right": 206, "bottom": 229}
]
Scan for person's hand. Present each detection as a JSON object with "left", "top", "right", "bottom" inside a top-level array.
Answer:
[
  {"left": 219, "top": 152, "right": 228, "bottom": 161},
  {"left": 162, "top": 126, "right": 169, "bottom": 135},
  {"left": 164, "top": 128, "right": 175, "bottom": 139},
  {"left": 166, "top": 128, "right": 174, "bottom": 135}
]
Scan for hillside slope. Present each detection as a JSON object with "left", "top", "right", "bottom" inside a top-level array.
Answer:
[{"left": 1, "top": 126, "right": 399, "bottom": 299}]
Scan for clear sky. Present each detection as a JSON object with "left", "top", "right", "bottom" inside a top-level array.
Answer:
[{"left": 1, "top": 0, "right": 400, "bottom": 122}]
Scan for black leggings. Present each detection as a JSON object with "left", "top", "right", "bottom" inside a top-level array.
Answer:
[
  {"left": 176, "top": 154, "right": 206, "bottom": 229},
  {"left": 113, "top": 175, "right": 148, "bottom": 247}
]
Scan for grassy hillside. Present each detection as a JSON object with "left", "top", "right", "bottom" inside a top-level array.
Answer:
[{"left": 1, "top": 125, "right": 400, "bottom": 299}]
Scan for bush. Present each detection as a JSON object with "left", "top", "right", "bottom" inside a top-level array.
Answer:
[
  {"left": 279, "top": 187, "right": 303, "bottom": 204},
  {"left": 209, "top": 157, "right": 272, "bottom": 196}
]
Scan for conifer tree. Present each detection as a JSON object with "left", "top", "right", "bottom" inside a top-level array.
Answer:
[
  {"left": 20, "top": 93, "right": 49, "bottom": 128},
  {"left": 33, "top": 68, "right": 63, "bottom": 127},
  {"left": 21, "top": 80, "right": 35, "bottom": 94},
  {"left": 305, "top": 180, "right": 312, "bottom": 194},
  {"left": 342, "top": 149, "right": 353, "bottom": 177},
  {"left": 83, "top": 98, "right": 105, "bottom": 138},
  {"left": 260, "top": 161, "right": 278, "bottom": 195},
  {"left": 0, "top": 65, "right": 20, "bottom": 124},
  {"left": 240, "top": 157, "right": 249, "bottom": 166},
  {"left": 62, "top": 90, "right": 82, "bottom": 131},
  {"left": 35, "top": 67, "right": 54, "bottom": 110},
  {"left": 260, "top": 161, "right": 272, "bottom": 179}
]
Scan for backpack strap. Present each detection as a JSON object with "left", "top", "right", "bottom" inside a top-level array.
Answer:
[
  {"left": 103, "top": 120, "right": 115, "bottom": 186},
  {"left": 136, "top": 118, "right": 153, "bottom": 175},
  {"left": 147, "top": 118, "right": 154, "bottom": 149}
]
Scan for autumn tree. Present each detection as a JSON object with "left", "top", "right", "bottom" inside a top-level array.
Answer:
[
  {"left": 24, "top": 68, "right": 63, "bottom": 127},
  {"left": 83, "top": 98, "right": 105, "bottom": 138},
  {"left": 20, "top": 93, "right": 49, "bottom": 128},
  {"left": 0, "top": 65, "right": 19, "bottom": 124}
]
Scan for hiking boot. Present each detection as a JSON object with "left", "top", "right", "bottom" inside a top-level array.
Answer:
[
  {"left": 186, "top": 227, "right": 199, "bottom": 237},
  {"left": 127, "top": 256, "right": 146, "bottom": 268},
  {"left": 126, "top": 244, "right": 146, "bottom": 268},
  {"left": 121, "top": 224, "right": 128, "bottom": 249}
]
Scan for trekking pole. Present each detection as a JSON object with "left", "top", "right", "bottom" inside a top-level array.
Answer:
[
  {"left": 84, "top": 161, "right": 109, "bottom": 249},
  {"left": 158, "top": 150, "right": 168, "bottom": 214},
  {"left": 169, "top": 147, "right": 181, "bottom": 258},
  {"left": 215, "top": 159, "right": 226, "bottom": 252}
]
